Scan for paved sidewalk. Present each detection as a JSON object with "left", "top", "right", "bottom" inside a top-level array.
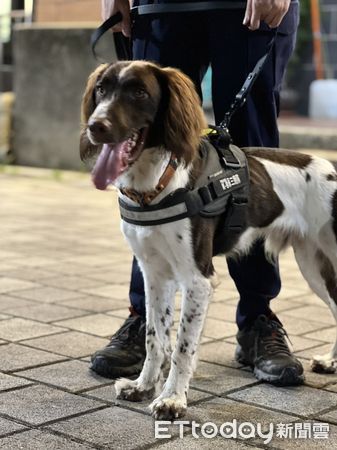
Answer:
[{"left": 1, "top": 165, "right": 337, "bottom": 449}]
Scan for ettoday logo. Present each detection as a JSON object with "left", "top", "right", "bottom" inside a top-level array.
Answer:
[{"left": 154, "top": 420, "right": 330, "bottom": 443}]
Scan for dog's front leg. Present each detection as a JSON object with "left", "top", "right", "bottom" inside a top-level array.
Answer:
[
  {"left": 115, "top": 266, "right": 175, "bottom": 402},
  {"left": 150, "top": 273, "right": 212, "bottom": 419}
]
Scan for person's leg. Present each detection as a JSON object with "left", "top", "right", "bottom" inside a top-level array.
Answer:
[{"left": 208, "top": 4, "right": 303, "bottom": 384}]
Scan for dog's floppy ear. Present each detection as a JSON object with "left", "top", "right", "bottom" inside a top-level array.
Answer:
[
  {"left": 161, "top": 67, "right": 207, "bottom": 165},
  {"left": 80, "top": 63, "right": 108, "bottom": 161}
]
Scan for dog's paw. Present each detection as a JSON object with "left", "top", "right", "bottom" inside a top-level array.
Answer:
[
  {"left": 115, "top": 378, "right": 155, "bottom": 402},
  {"left": 311, "top": 354, "right": 336, "bottom": 374},
  {"left": 150, "top": 395, "right": 187, "bottom": 420}
]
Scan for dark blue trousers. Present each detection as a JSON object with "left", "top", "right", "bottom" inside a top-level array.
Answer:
[{"left": 129, "top": 1, "right": 299, "bottom": 329}]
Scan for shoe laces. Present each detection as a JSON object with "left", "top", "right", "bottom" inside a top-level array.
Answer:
[
  {"left": 109, "top": 315, "right": 145, "bottom": 345},
  {"left": 255, "top": 316, "right": 293, "bottom": 356}
]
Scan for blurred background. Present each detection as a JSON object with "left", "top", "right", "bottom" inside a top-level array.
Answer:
[{"left": 0, "top": 0, "right": 336, "bottom": 170}]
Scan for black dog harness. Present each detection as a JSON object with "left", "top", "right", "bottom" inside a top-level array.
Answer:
[{"left": 119, "top": 129, "right": 249, "bottom": 234}]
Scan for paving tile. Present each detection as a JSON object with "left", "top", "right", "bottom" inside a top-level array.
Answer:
[
  {"left": 41, "top": 262, "right": 99, "bottom": 276},
  {"left": 12, "top": 286, "right": 82, "bottom": 303},
  {"left": 49, "top": 407, "right": 171, "bottom": 449},
  {"left": 41, "top": 275, "right": 103, "bottom": 290},
  {"left": 276, "top": 314, "right": 327, "bottom": 336},
  {"left": 0, "top": 344, "right": 65, "bottom": 371},
  {"left": 277, "top": 286, "right": 311, "bottom": 300},
  {"left": 155, "top": 436, "right": 262, "bottom": 449},
  {"left": 295, "top": 343, "right": 333, "bottom": 360},
  {"left": 0, "top": 429, "right": 90, "bottom": 448},
  {"left": 190, "top": 362, "right": 257, "bottom": 395},
  {"left": 206, "top": 302, "right": 237, "bottom": 321},
  {"left": 202, "top": 318, "right": 238, "bottom": 339},
  {"left": 17, "top": 360, "right": 110, "bottom": 392},
  {"left": 303, "top": 327, "right": 336, "bottom": 342},
  {"left": 198, "top": 340, "right": 242, "bottom": 369},
  {"left": 319, "top": 407, "right": 337, "bottom": 424},
  {"left": 87, "top": 269, "right": 132, "bottom": 284},
  {"left": 3, "top": 303, "right": 88, "bottom": 323},
  {"left": 0, "top": 417, "right": 26, "bottom": 437},
  {"left": 0, "top": 295, "right": 36, "bottom": 312},
  {"left": 228, "top": 383, "right": 337, "bottom": 416},
  {"left": 0, "top": 250, "right": 23, "bottom": 259},
  {"left": 22, "top": 331, "right": 108, "bottom": 358},
  {"left": 10, "top": 256, "right": 60, "bottom": 268},
  {"left": 290, "top": 293, "right": 327, "bottom": 306},
  {"left": 0, "top": 318, "right": 64, "bottom": 341},
  {"left": 61, "top": 295, "right": 128, "bottom": 312},
  {"left": 54, "top": 314, "right": 125, "bottom": 337},
  {"left": 0, "top": 372, "right": 33, "bottom": 390},
  {"left": 79, "top": 284, "right": 129, "bottom": 300},
  {"left": 0, "top": 277, "right": 40, "bottom": 294},
  {"left": 0, "top": 261, "right": 23, "bottom": 272},
  {"left": 185, "top": 396, "right": 297, "bottom": 430},
  {"left": 0, "top": 385, "right": 103, "bottom": 425},
  {"left": 283, "top": 305, "right": 336, "bottom": 326},
  {"left": 0, "top": 267, "right": 57, "bottom": 281}
]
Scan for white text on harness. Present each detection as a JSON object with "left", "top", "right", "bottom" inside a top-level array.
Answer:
[{"left": 219, "top": 174, "right": 241, "bottom": 191}]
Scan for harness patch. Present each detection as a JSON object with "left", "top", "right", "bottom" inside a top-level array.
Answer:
[{"left": 220, "top": 174, "right": 241, "bottom": 191}]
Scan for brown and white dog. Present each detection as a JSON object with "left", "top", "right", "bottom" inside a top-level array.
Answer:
[{"left": 80, "top": 61, "right": 337, "bottom": 419}]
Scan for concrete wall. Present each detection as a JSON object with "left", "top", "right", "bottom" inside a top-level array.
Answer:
[{"left": 12, "top": 24, "right": 116, "bottom": 170}]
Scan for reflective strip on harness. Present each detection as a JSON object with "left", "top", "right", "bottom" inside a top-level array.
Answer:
[{"left": 119, "top": 200, "right": 188, "bottom": 224}]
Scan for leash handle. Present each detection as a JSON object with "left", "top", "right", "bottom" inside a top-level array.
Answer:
[{"left": 91, "top": 12, "right": 131, "bottom": 60}]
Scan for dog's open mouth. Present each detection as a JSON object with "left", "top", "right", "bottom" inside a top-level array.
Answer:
[{"left": 92, "top": 127, "right": 148, "bottom": 190}]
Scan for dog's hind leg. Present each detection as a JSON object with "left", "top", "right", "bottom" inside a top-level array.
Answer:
[
  {"left": 149, "top": 272, "right": 212, "bottom": 420},
  {"left": 115, "top": 263, "right": 176, "bottom": 402},
  {"left": 293, "top": 238, "right": 337, "bottom": 373}
]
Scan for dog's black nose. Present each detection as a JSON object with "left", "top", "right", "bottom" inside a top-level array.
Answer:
[{"left": 88, "top": 119, "right": 111, "bottom": 137}]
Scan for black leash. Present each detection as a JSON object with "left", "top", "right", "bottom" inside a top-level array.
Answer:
[
  {"left": 218, "top": 32, "right": 277, "bottom": 135},
  {"left": 91, "top": 12, "right": 131, "bottom": 60},
  {"left": 91, "top": 3, "right": 277, "bottom": 138}
]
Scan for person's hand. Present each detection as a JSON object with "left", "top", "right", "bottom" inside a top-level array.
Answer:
[
  {"left": 101, "top": 0, "right": 131, "bottom": 37},
  {"left": 243, "top": 0, "right": 291, "bottom": 30}
]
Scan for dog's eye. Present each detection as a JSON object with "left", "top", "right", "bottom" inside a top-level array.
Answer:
[
  {"left": 133, "top": 88, "right": 148, "bottom": 99},
  {"left": 96, "top": 84, "right": 105, "bottom": 96}
]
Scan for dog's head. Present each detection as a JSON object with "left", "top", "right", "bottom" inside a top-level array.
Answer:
[{"left": 80, "top": 61, "right": 206, "bottom": 189}]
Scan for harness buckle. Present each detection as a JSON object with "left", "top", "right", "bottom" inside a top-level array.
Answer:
[{"left": 221, "top": 156, "right": 241, "bottom": 169}]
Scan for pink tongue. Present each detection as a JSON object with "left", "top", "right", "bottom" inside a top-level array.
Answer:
[{"left": 92, "top": 142, "right": 128, "bottom": 190}]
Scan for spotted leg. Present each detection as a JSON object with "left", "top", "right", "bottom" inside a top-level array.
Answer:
[
  {"left": 293, "top": 238, "right": 337, "bottom": 373},
  {"left": 149, "top": 272, "right": 212, "bottom": 419},
  {"left": 115, "top": 261, "right": 176, "bottom": 402}
]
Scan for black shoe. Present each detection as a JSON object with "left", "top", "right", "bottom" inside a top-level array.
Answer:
[
  {"left": 236, "top": 315, "right": 304, "bottom": 386},
  {"left": 90, "top": 313, "right": 146, "bottom": 379}
]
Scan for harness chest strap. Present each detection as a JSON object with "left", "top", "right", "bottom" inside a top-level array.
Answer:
[{"left": 118, "top": 142, "right": 250, "bottom": 228}]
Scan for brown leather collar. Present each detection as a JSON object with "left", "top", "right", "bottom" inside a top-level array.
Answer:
[{"left": 120, "top": 153, "right": 179, "bottom": 206}]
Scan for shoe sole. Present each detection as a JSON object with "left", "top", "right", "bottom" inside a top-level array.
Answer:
[
  {"left": 254, "top": 366, "right": 305, "bottom": 386},
  {"left": 90, "top": 356, "right": 144, "bottom": 379}
]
